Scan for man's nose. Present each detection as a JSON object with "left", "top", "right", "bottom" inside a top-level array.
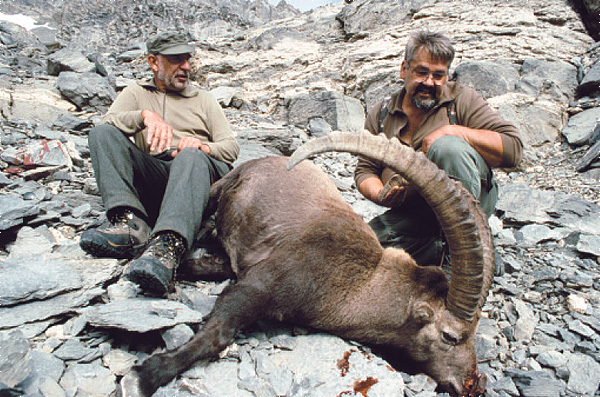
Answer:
[
  {"left": 180, "top": 60, "right": 191, "bottom": 71},
  {"left": 422, "top": 74, "right": 435, "bottom": 85}
]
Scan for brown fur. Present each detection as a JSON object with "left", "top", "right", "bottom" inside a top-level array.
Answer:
[{"left": 129, "top": 157, "right": 481, "bottom": 397}]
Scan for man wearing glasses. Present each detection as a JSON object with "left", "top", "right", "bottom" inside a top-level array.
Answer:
[{"left": 354, "top": 30, "right": 523, "bottom": 266}]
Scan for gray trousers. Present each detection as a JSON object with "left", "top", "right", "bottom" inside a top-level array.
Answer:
[
  {"left": 368, "top": 135, "right": 498, "bottom": 265},
  {"left": 88, "top": 124, "right": 232, "bottom": 249}
]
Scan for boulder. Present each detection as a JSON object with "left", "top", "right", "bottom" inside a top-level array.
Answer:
[
  {"left": 56, "top": 71, "right": 117, "bottom": 109},
  {"left": 287, "top": 90, "right": 365, "bottom": 133}
]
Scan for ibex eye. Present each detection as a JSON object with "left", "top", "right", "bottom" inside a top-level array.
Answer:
[{"left": 442, "top": 331, "right": 460, "bottom": 345}]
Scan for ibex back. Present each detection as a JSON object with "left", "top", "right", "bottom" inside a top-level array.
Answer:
[{"left": 123, "top": 132, "right": 493, "bottom": 397}]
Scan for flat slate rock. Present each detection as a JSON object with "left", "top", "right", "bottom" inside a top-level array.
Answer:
[
  {"left": 497, "top": 183, "right": 600, "bottom": 236},
  {"left": 0, "top": 330, "right": 32, "bottom": 388},
  {"left": 0, "top": 194, "right": 40, "bottom": 231},
  {"left": 0, "top": 287, "right": 104, "bottom": 330},
  {"left": 0, "top": 258, "right": 83, "bottom": 307},
  {"left": 83, "top": 298, "right": 205, "bottom": 333}
]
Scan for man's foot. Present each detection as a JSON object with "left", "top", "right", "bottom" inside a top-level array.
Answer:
[
  {"left": 123, "top": 232, "right": 186, "bottom": 296},
  {"left": 80, "top": 208, "right": 150, "bottom": 259}
]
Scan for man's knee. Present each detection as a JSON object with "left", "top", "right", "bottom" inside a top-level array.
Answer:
[
  {"left": 172, "top": 147, "right": 213, "bottom": 173},
  {"left": 175, "top": 147, "right": 210, "bottom": 163},
  {"left": 427, "top": 135, "right": 485, "bottom": 198},
  {"left": 427, "top": 136, "right": 472, "bottom": 165},
  {"left": 89, "top": 124, "right": 126, "bottom": 150}
]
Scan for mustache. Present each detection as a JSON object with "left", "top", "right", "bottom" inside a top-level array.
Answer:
[{"left": 414, "top": 84, "right": 436, "bottom": 95}]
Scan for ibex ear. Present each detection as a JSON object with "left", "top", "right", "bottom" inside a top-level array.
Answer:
[{"left": 412, "top": 302, "right": 434, "bottom": 325}]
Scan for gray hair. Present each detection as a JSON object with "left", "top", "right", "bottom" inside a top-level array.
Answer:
[{"left": 404, "top": 31, "right": 455, "bottom": 68}]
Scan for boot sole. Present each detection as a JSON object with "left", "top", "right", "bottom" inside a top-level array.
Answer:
[
  {"left": 123, "top": 258, "right": 171, "bottom": 297},
  {"left": 80, "top": 232, "right": 145, "bottom": 259}
]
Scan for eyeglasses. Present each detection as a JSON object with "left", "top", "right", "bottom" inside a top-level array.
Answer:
[{"left": 410, "top": 67, "right": 448, "bottom": 84}]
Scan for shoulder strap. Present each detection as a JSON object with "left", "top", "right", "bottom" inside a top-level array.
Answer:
[
  {"left": 378, "top": 97, "right": 391, "bottom": 133},
  {"left": 447, "top": 98, "right": 457, "bottom": 125}
]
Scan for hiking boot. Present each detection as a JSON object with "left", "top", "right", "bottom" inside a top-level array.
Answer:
[
  {"left": 123, "top": 232, "right": 186, "bottom": 296},
  {"left": 80, "top": 208, "right": 150, "bottom": 259}
]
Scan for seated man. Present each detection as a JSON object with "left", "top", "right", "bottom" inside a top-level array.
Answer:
[
  {"left": 80, "top": 31, "right": 239, "bottom": 296},
  {"left": 355, "top": 30, "right": 523, "bottom": 266}
]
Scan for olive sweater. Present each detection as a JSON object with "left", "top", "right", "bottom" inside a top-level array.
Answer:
[
  {"left": 354, "top": 82, "right": 523, "bottom": 188},
  {"left": 102, "top": 78, "right": 239, "bottom": 165}
]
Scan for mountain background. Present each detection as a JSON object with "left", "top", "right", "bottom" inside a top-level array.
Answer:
[{"left": 1, "top": 0, "right": 600, "bottom": 396}]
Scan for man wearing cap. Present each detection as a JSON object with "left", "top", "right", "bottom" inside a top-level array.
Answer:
[{"left": 80, "top": 31, "right": 239, "bottom": 296}]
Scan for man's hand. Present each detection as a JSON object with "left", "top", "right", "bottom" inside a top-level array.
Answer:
[
  {"left": 358, "top": 175, "right": 416, "bottom": 208},
  {"left": 379, "top": 185, "right": 413, "bottom": 207},
  {"left": 421, "top": 124, "right": 466, "bottom": 155},
  {"left": 142, "top": 109, "right": 173, "bottom": 153},
  {"left": 172, "top": 136, "right": 211, "bottom": 157}
]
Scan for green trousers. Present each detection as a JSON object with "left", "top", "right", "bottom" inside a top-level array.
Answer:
[{"left": 368, "top": 136, "right": 497, "bottom": 265}]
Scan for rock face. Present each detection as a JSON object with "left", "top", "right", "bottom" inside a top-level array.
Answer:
[{"left": 0, "top": 0, "right": 600, "bottom": 396}]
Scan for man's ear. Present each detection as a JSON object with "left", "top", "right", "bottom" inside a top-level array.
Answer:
[
  {"left": 400, "top": 60, "right": 407, "bottom": 80},
  {"left": 148, "top": 54, "right": 159, "bottom": 73}
]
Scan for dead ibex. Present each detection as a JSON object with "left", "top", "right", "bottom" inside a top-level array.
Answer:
[{"left": 123, "top": 132, "right": 494, "bottom": 397}]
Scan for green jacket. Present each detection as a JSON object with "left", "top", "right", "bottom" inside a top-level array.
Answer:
[
  {"left": 354, "top": 82, "right": 523, "bottom": 188},
  {"left": 102, "top": 78, "right": 239, "bottom": 165}
]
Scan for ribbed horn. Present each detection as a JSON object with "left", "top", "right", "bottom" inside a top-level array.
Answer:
[{"left": 288, "top": 131, "right": 495, "bottom": 321}]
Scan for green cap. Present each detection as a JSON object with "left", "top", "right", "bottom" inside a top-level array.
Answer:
[{"left": 146, "top": 32, "right": 194, "bottom": 55}]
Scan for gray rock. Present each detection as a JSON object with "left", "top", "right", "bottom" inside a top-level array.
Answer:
[
  {"left": 53, "top": 338, "right": 98, "bottom": 362},
  {"left": 514, "top": 299, "right": 537, "bottom": 341},
  {"left": 566, "top": 352, "right": 600, "bottom": 396},
  {"left": 287, "top": 90, "right": 365, "bottom": 133},
  {"left": 568, "top": 319, "right": 597, "bottom": 339},
  {"left": 59, "top": 362, "right": 117, "bottom": 396},
  {"left": 36, "top": 377, "right": 66, "bottom": 397},
  {"left": 8, "top": 226, "right": 55, "bottom": 259},
  {"left": 454, "top": 60, "right": 519, "bottom": 99},
  {"left": 102, "top": 349, "right": 138, "bottom": 377},
  {"left": 0, "top": 257, "right": 83, "bottom": 306},
  {"left": 47, "top": 48, "right": 95, "bottom": 76},
  {"left": 56, "top": 71, "right": 117, "bottom": 109},
  {"left": 161, "top": 323, "right": 195, "bottom": 350},
  {"left": 495, "top": 97, "right": 564, "bottom": 146},
  {"left": 20, "top": 350, "right": 65, "bottom": 395},
  {"left": 0, "top": 330, "right": 32, "bottom": 388},
  {"left": 575, "top": 233, "right": 600, "bottom": 257},
  {"left": 536, "top": 350, "right": 567, "bottom": 368},
  {"left": 516, "top": 59, "right": 579, "bottom": 101},
  {"left": 490, "top": 376, "right": 520, "bottom": 396},
  {"left": 30, "top": 26, "right": 59, "bottom": 50},
  {"left": 579, "top": 59, "right": 600, "bottom": 96},
  {"left": 562, "top": 107, "right": 600, "bottom": 146},
  {"left": 0, "top": 288, "right": 104, "bottom": 329},
  {"left": 517, "top": 224, "right": 561, "bottom": 245},
  {"left": 307, "top": 115, "right": 333, "bottom": 138},
  {"left": 234, "top": 141, "right": 280, "bottom": 167},
  {"left": 505, "top": 369, "right": 565, "bottom": 397},
  {"left": 0, "top": 194, "right": 40, "bottom": 231},
  {"left": 83, "top": 298, "right": 204, "bottom": 333},
  {"left": 210, "top": 86, "right": 239, "bottom": 107},
  {"left": 497, "top": 183, "right": 600, "bottom": 235}
]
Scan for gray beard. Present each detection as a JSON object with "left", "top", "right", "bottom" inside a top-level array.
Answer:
[{"left": 411, "top": 95, "right": 437, "bottom": 112}]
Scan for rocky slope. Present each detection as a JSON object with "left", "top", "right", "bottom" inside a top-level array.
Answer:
[{"left": 0, "top": 0, "right": 600, "bottom": 396}]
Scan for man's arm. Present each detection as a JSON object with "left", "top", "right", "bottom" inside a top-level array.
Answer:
[
  {"left": 424, "top": 87, "right": 523, "bottom": 168},
  {"left": 102, "top": 85, "right": 146, "bottom": 135},
  {"left": 199, "top": 92, "right": 239, "bottom": 164},
  {"left": 421, "top": 125, "right": 504, "bottom": 167}
]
